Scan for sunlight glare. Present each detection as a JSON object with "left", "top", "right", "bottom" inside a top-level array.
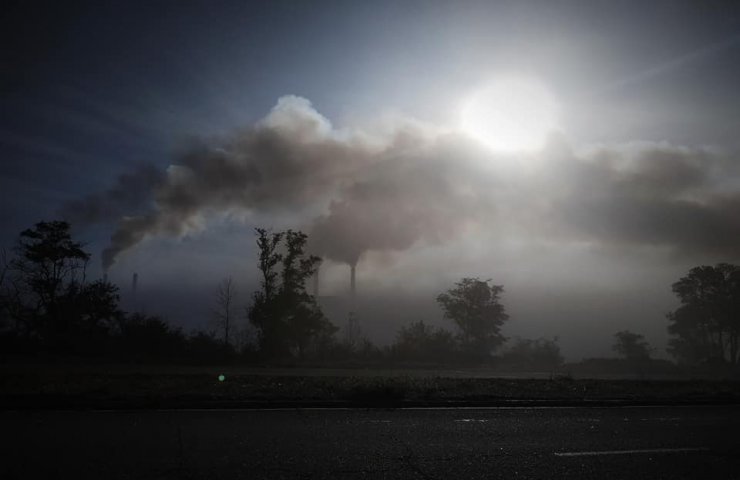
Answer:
[{"left": 460, "top": 76, "right": 559, "bottom": 152}]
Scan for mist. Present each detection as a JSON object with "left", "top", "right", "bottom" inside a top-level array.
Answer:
[{"left": 58, "top": 95, "right": 740, "bottom": 359}]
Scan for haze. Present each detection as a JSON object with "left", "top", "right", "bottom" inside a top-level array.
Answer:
[{"left": 2, "top": 0, "right": 740, "bottom": 360}]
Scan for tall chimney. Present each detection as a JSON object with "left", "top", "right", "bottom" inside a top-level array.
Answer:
[
  {"left": 132, "top": 272, "right": 138, "bottom": 295},
  {"left": 350, "top": 263, "right": 356, "bottom": 299}
]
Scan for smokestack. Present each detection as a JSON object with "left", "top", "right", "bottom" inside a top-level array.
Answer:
[
  {"left": 350, "top": 263, "right": 356, "bottom": 299},
  {"left": 132, "top": 272, "right": 138, "bottom": 295},
  {"left": 313, "top": 265, "right": 320, "bottom": 298}
]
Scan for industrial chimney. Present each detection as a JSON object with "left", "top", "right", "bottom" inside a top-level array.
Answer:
[
  {"left": 347, "top": 263, "right": 358, "bottom": 333},
  {"left": 132, "top": 272, "right": 138, "bottom": 295},
  {"left": 349, "top": 263, "right": 356, "bottom": 299}
]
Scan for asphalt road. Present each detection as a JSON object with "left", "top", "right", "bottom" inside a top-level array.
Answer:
[{"left": 1, "top": 405, "right": 738, "bottom": 479}]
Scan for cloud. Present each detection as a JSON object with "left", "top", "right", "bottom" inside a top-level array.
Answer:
[
  {"left": 65, "top": 96, "right": 740, "bottom": 271},
  {"left": 541, "top": 143, "right": 740, "bottom": 257}
]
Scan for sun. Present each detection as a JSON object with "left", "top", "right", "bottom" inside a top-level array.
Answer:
[{"left": 459, "top": 76, "right": 559, "bottom": 152}]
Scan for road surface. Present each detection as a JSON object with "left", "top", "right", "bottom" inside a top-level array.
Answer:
[{"left": 1, "top": 405, "right": 738, "bottom": 479}]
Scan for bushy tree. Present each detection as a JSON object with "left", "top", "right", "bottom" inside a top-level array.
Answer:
[
  {"left": 436, "top": 277, "right": 509, "bottom": 358},
  {"left": 667, "top": 264, "right": 740, "bottom": 365},
  {"left": 500, "top": 337, "right": 564, "bottom": 370},
  {"left": 0, "top": 248, "right": 13, "bottom": 331},
  {"left": 187, "top": 330, "right": 234, "bottom": 362},
  {"left": 10, "top": 221, "right": 89, "bottom": 334},
  {"left": 613, "top": 330, "right": 652, "bottom": 361},
  {"left": 116, "top": 313, "right": 186, "bottom": 359},
  {"left": 248, "top": 228, "right": 337, "bottom": 359},
  {"left": 391, "top": 321, "right": 457, "bottom": 362},
  {"left": 3, "top": 221, "right": 122, "bottom": 347}
]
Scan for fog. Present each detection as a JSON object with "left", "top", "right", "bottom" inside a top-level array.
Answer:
[{"left": 64, "top": 96, "right": 738, "bottom": 360}]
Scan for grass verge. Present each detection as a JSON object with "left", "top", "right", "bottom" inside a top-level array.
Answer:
[{"left": 2, "top": 368, "right": 740, "bottom": 409}]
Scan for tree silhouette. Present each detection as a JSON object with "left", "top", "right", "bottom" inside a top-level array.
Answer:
[
  {"left": 12, "top": 221, "right": 90, "bottom": 332},
  {"left": 212, "top": 277, "right": 236, "bottom": 346},
  {"left": 0, "top": 248, "right": 8, "bottom": 289},
  {"left": 248, "top": 228, "right": 336, "bottom": 359},
  {"left": 391, "top": 320, "right": 457, "bottom": 362},
  {"left": 0, "top": 248, "right": 11, "bottom": 331},
  {"left": 436, "top": 277, "right": 509, "bottom": 358},
  {"left": 8, "top": 221, "right": 84, "bottom": 337},
  {"left": 2, "top": 220, "right": 123, "bottom": 351},
  {"left": 248, "top": 228, "right": 285, "bottom": 356},
  {"left": 72, "top": 279, "right": 122, "bottom": 332},
  {"left": 501, "top": 337, "right": 563, "bottom": 370},
  {"left": 667, "top": 264, "right": 740, "bottom": 366},
  {"left": 613, "top": 330, "right": 652, "bottom": 361},
  {"left": 117, "top": 312, "right": 185, "bottom": 360}
]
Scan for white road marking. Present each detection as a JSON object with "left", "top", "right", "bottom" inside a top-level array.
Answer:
[
  {"left": 554, "top": 447, "right": 709, "bottom": 457},
  {"left": 455, "top": 419, "right": 488, "bottom": 423}
]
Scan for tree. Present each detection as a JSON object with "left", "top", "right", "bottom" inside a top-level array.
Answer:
[
  {"left": 501, "top": 337, "right": 564, "bottom": 370},
  {"left": 212, "top": 277, "right": 236, "bottom": 346},
  {"left": 116, "top": 313, "right": 186, "bottom": 360},
  {"left": 436, "top": 277, "right": 509, "bottom": 357},
  {"left": 279, "top": 230, "right": 335, "bottom": 356},
  {"left": 10, "top": 220, "right": 90, "bottom": 334},
  {"left": 391, "top": 320, "right": 457, "bottom": 362},
  {"left": 247, "top": 228, "right": 337, "bottom": 359},
  {"left": 247, "top": 228, "right": 285, "bottom": 356},
  {"left": 2, "top": 221, "right": 123, "bottom": 349},
  {"left": 0, "top": 248, "right": 10, "bottom": 331},
  {"left": 72, "top": 279, "right": 123, "bottom": 333},
  {"left": 0, "top": 248, "right": 8, "bottom": 291},
  {"left": 667, "top": 264, "right": 740, "bottom": 366},
  {"left": 613, "top": 330, "right": 652, "bottom": 361}
]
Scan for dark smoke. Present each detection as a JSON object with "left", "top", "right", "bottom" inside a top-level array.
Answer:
[
  {"left": 307, "top": 149, "right": 492, "bottom": 265},
  {"left": 541, "top": 143, "right": 740, "bottom": 258},
  {"left": 65, "top": 96, "right": 740, "bottom": 271},
  {"left": 60, "top": 163, "right": 165, "bottom": 224},
  {"left": 84, "top": 96, "right": 379, "bottom": 270}
]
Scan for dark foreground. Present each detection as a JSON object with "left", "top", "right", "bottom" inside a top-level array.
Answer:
[
  {"left": 1, "top": 405, "right": 738, "bottom": 479},
  {"left": 3, "top": 367, "right": 740, "bottom": 408}
]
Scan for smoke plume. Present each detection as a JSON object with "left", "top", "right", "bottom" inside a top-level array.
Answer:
[{"left": 65, "top": 95, "right": 740, "bottom": 271}]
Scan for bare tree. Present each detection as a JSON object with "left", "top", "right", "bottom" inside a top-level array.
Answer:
[{"left": 212, "top": 277, "right": 236, "bottom": 346}]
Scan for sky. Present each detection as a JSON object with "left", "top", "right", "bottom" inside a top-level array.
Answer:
[{"left": 2, "top": 0, "right": 740, "bottom": 359}]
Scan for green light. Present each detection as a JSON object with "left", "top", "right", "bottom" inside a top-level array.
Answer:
[{"left": 218, "top": 374, "right": 226, "bottom": 382}]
